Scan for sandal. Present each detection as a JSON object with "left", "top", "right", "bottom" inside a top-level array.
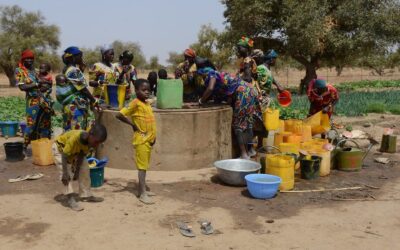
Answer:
[
  {"left": 176, "top": 221, "right": 195, "bottom": 237},
  {"left": 8, "top": 175, "right": 29, "bottom": 183},
  {"left": 198, "top": 220, "right": 214, "bottom": 235},
  {"left": 26, "top": 173, "right": 44, "bottom": 180}
]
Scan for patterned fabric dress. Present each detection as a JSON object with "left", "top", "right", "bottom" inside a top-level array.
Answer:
[
  {"left": 175, "top": 61, "right": 199, "bottom": 101},
  {"left": 113, "top": 62, "right": 137, "bottom": 100},
  {"left": 61, "top": 65, "right": 91, "bottom": 131},
  {"left": 198, "top": 67, "right": 257, "bottom": 131},
  {"left": 15, "top": 66, "right": 53, "bottom": 146},
  {"left": 88, "top": 62, "right": 117, "bottom": 100}
]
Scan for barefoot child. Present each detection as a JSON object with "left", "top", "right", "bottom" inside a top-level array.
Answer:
[
  {"left": 53, "top": 124, "right": 107, "bottom": 211},
  {"left": 116, "top": 79, "right": 156, "bottom": 204}
]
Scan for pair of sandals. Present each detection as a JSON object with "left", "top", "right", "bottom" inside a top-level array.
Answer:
[
  {"left": 176, "top": 220, "right": 214, "bottom": 237},
  {"left": 8, "top": 173, "right": 44, "bottom": 183}
]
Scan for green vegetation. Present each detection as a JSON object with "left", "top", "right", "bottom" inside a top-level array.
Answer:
[{"left": 272, "top": 90, "right": 400, "bottom": 119}]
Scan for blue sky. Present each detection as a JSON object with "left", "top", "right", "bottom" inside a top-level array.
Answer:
[{"left": 0, "top": 0, "right": 226, "bottom": 64}]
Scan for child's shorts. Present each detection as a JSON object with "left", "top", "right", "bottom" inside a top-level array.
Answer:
[{"left": 134, "top": 142, "right": 152, "bottom": 170}]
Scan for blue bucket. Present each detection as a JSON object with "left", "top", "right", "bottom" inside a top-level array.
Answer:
[
  {"left": 0, "top": 121, "right": 19, "bottom": 137},
  {"left": 107, "top": 85, "right": 119, "bottom": 108},
  {"left": 88, "top": 157, "right": 108, "bottom": 188},
  {"left": 245, "top": 174, "right": 281, "bottom": 199}
]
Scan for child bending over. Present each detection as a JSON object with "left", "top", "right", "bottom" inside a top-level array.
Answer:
[{"left": 53, "top": 124, "right": 107, "bottom": 211}]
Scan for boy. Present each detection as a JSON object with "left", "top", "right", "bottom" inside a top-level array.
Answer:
[
  {"left": 53, "top": 124, "right": 107, "bottom": 211},
  {"left": 38, "top": 62, "right": 53, "bottom": 94},
  {"left": 116, "top": 79, "right": 156, "bottom": 204}
]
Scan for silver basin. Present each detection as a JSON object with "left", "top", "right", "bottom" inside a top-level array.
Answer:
[{"left": 214, "top": 159, "right": 261, "bottom": 186}]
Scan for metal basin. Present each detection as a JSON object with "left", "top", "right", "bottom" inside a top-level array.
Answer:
[{"left": 214, "top": 159, "right": 261, "bottom": 186}]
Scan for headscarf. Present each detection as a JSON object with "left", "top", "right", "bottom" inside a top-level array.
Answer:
[
  {"left": 315, "top": 79, "right": 327, "bottom": 89},
  {"left": 63, "top": 46, "right": 82, "bottom": 58},
  {"left": 100, "top": 44, "right": 114, "bottom": 55},
  {"left": 184, "top": 48, "right": 196, "bottom": 58},
  {"left": 21, "top": 49, "right": 34, "bottom": 61},
  {"left": 251, "top": 49, "right": 264, "bottom": 58},
  {"left": 264, "top": 49, "right": 278, "bottom": 60},
  {"left": 237, "top": 36, "right": 254, "bottom": 48}
]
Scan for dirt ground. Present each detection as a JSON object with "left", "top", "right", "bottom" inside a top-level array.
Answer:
[{"left": 0, "top": 113, "right": 399, "bottom": 249}]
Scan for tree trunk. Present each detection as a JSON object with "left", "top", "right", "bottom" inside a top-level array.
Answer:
[
  {"left": 3, "top": 66, "right": 17, "bottom": 87},
  {"left": 299, "top": 64, "right": 317, "bottom": 95}
]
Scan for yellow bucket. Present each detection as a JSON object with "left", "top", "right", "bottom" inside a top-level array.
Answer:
[
  {"left": 266, "top": 154, "right": 295, "bottom": 190},
  {"left": 279, "top": 142, "right": 300, "bottom": 155},
  {"left": 263, "top": 108, "right": 280, "bottom": 131},
  {"left": 32, "top": 138, "right": 54, "bottom": 166},
  {"left": 303, "top": 111, "right": 331, "bottom": 135}
]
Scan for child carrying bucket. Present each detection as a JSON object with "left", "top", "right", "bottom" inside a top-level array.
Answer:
[
  {"left": 52, "top": 124, "right": 108, "bottom": 211},
  {"left": 116, "top": 79, "right": 157, "bottom": 204}
]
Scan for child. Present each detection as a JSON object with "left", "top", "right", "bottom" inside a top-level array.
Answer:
[
  {"left": 116, "top": 79, "right": 156, "bottom": 204},
  {"left": 158, "top": 68, "right": 168, "bottom": 80},
  {"left": 147, "top": 71, "right": 158, "bottom": 96},
  {"left": 38, "top": 63, "right": 53, "bottom": 94},
  {"left": 53, "top": 124, "right": 107, "bottom": 211}
]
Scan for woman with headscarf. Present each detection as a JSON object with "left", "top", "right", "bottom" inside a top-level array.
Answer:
[
  {"left": 175, "top": 48, "right": 198, "bottom": 101},
  {"left": 59, "top": 46, "right": 98, "bottom": 131},
  {"left": 196, "top": 61, "right": 258, "bottom": 159},
  {"left": 113, "top": 50, "right": 137, "bottom": 101},
  {"left": 307, "top": 78, "right": 339, "bottom": 118},
  {"left": 15, "top": 49, "right": 53, "bottom": 150},
  {"left": 236, "top": 37, "right": 258, "bottom": 85},
  {"left": 89, "top": 45, "right": 117, "bottom": 101}
]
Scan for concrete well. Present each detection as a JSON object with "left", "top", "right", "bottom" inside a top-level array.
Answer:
[{"left": 97, "top": 105, "right": 233, "bottom": 171}]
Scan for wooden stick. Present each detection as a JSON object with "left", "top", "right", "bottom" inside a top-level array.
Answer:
[{"left": 281, "top": 186, "right": 363, "bottom": 193}]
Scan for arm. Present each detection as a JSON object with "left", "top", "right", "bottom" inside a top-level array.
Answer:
[
  {"left": 199, "top": 77, "right": 216, "bottom": 104},
  {"left": 72, "top": 153, "right": 86, "bottom": 181},
  {"left": 116, "top": 113, "right": 139, "bottom": 132},
  {"left": 272, "top": 79, "right": 284, "bottom": 93}
]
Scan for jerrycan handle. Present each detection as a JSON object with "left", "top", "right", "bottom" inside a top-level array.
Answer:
[
  {"left": 257, "top": 146, "right": 281, "bottom": 154},
  {"left": 335, "top": 139, "right": 361, "bottom": 150}
]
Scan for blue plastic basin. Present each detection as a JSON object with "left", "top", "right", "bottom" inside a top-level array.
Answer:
[
  {"left": 245, "top": 174, "right": 281, "bottom": 199},
  {"left": 0, "top": 121, "right": 19, "bottom": 137}
]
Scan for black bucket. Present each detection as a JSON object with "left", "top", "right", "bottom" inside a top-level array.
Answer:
[
  {"left": 300, "top": 156, "right": 321, "bottom": 180},
  {"left": 4, "top": 142, "right": 25, "bottom": 162}
]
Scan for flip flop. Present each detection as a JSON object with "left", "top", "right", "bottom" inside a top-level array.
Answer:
[
  {"left": 176, "top": 221, "right": 195, "bottom": 238},
  {"left": 26, "top": 173, "right": 44, "bottom": 180},
  {"left": 8, "top": 175, "right": 29, "bottom": 183},
  {"left": 198, "top": 220, "right": 214, "bottom": 235}
]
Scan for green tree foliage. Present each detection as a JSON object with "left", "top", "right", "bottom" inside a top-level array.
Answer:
[
  {"left": 166, "top": 51, "right": 183, "bottom": 70},
  {"left": 0, "top": 5, "right": 60, "bottom": 86},
  {"left": 190, "top": 24, "right": 232, "bottom": 70},
  {"left": 145, "top": 56, "right": 163, "bottom": 70},
  {"left": 222, "top": 0, "right": 400, "bottom": 93}
]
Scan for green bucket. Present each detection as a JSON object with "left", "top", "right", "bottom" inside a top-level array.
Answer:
[
  {"left": 300, "top": 156, "right": 321, "bottom": 180},
  {"left": 90, "top": 166, "right": 104, "bottom": 188}
]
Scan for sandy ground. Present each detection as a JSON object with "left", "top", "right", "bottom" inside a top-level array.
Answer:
[{"left": 0, "top": 113, "right": 400, "bottom": 249}]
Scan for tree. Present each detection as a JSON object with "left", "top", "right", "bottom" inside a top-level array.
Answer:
[
  {"left": 222, "top": 0, "right": 400, "bottom": 93},
  {"left": 190, "top": 24, "right": 232, "bottom": 70},
  {"left": 0, "top": 5, "right": 60, "bottom": 86},
  {"left": 145, "top": 56, "right": 163, "bottom": 70},
  {"left": 166, "top": 51, "right": 183, "bottom": 70}
]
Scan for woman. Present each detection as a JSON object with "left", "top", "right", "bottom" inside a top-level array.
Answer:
[
  {"left": 59, "top": 46, "right": 98, "bottom": 131},
  {"left": 236, "top": 37, "right": 258, "bottom": 86},
  {"left": 15, "top": 49, "right": 53, "bottom": 150},
  {"left": 114, "top": 50, "right": 137, "bottom": 101},
  {"left": 307, "top": 78, "right": 339, "bottom": 118},
  {"left": 197, "top": 63, "right": 258, "bottom": 159},
  {"left": 175, "top": 48, "right": 198, "bottom": 101},
  {"left": 89, "top": 45, "right": 117, "bottom": 101},
  {"left": 251, "top": 49, "right": 285, "bottom": 149}
]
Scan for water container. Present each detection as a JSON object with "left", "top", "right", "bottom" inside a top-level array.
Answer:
[
  {"left": 4, "top": 142, "right": 24, "bottom": 161},
  {"left": 0, "top": 121, "right": 19, "bottom": 137},
  {"left": 310, "top": 149, "right": 331, "bottom": 176},
  {"left": 286, "top": 134, "right": 302, "bottom": 146},
  {"left": 157, "top": 79, "right": 183, "bottom": 109},
  {"left": 300, "top": 155, "right": 321, "bottom": 180},
  {"left": 279, "top": 142, "right": 300, "bottom": 155},
  {"left": 304, "top": 111, "right": 330, "bottom": 135},
  {"left": 278, "top": 120, "right": 285, "bottom": 133},
  {"left": 266, "top": 154, "right": 295, "bottom": 190},
  {"left": 263, "top": 108, "right": 280, "bottom": 131},
  {"left": 301, "top": 125, "right": 312, "bottom": 142},
  {"left": 32, "top": 138, "right": 54, "bottom": 166},
  {"left": 105, "top": 85, "right": 126, "bottom": 109}
]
